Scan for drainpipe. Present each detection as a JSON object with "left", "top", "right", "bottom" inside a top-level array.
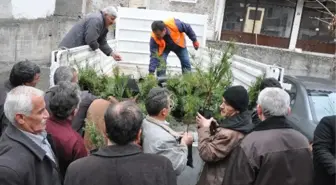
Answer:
[
  {"left": 214, "top": 0, "right": 226, "bottom": 41},
  {"left": 289, "top": 0, "right": 304, "bottom": 50}
]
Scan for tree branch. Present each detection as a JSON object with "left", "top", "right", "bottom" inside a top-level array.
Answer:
[
  {"left": 330, "top": 0, "right": 336, "bottom": 4},
  {"left": 309, "top": 16, "right": 331, "bottom": 24},
  {"left": 315, "top": 0, "right": 334, "bottom": 16}
]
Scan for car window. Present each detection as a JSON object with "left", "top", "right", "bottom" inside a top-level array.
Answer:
[{"left": 309, "top": 92, "right": 336, "bottom": 122}]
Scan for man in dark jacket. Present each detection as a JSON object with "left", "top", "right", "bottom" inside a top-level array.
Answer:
[
  {"left": 149, "top": 19, "right": 199, "bottom": 76},
  {"left": 0, "top": 86, "right": 62, "bottom": 185},
  {"left": 313, "top": 115, "right": 336, "bottom": 185},
  {"left": 64, "top": 101, "right": 177, "bottom": 185},
  {"left": 45, "top": 66, "right": 97, "bottom": 136},
  {"left": 46, "top": 81, "right": 88, "bottom": 177},
  {"left": 196, "top": 85, "right": 254, "bottom": 185},
  {"left": 223, "top": 87, "right": 313, "bottom": 185},
  {"left": 251, "top": 77, "right": 282, "bottom": 125},
  {"left": 58, "top": 6, "right": 122, "bottom": 61},
  {"left": 0, "top": 60, "right": 41, "bottom": 136}
]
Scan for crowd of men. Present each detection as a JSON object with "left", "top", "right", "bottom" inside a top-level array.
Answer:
[{"left": 0, "top": 60, "right": 334, "bottom": 185}]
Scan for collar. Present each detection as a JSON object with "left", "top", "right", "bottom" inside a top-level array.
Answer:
[
  {"left": 218, "top": 111, "right": 254, "bottom": 134},
  {"left": 165, "top": 27, "right": 171, "bottom": 35},
  {"left": 146, "top": 115, "right": 170, "bottom": 126},
  {"left": 92, "top": 144, "right": 142, "bottom": 158},
  {"left": 253, "top": 116, "right": 292, "bottom": 131},
  {"left": 20, "top": 129, "right": 47, "bottom": 142},
  {"left": 145, "top": 115, "right": 180, "bottom": 139},
  {"left": 48, "top": 116, "right": 72, "bottom": 126},
  {"left": 5, "top": 124, "right": 47, "bottom": 161},
  {"left": 100, "top": 11, "right": 106, "bottom": 29}
]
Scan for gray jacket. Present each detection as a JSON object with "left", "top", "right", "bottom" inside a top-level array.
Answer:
[
  {"left": 0, "top": 124, "right": 62, "bottom": 185},
  {"left": 58, "top": 11, "right": 113, "bottom": 56},
  {"left": 142, "top": 116, "right": 188, "bottom": 176}
]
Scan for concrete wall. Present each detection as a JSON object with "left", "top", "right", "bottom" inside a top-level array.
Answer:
[
  {"left": 0, "top": 17, "right": 80, "bottom": 66},
  {"left": 55, "top": 0, "right": 83, "bottom": 17},
  {"left": 11, "top": 0, "right": 56, "bottom": 19},
  {"left": 0, "top": 0, "right": 82, "bottom": 73},
  {"left": 209, "top": 41, "right": 336, "bottom": 80},
  {"left": 0, "top": 0, "right": 56, "bottom": 19},
  {"left": 85, "top": 0, "right": 130, "bottom": 13},
  {"left": 0, "top": 0, "right": 110, "bottom": 73}
]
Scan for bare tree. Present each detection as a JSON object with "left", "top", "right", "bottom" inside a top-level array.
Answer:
[{"left": 307, "top": 0, "right": 336, "bottom": 38}]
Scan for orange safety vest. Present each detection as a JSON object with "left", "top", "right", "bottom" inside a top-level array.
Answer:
[{"left": 151, "top": 18, "right": 186, "bottom": 56}]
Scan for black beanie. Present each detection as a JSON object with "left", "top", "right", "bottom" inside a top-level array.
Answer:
[{"left": 223, "top": 85, "right": 249, "bottom": 112}]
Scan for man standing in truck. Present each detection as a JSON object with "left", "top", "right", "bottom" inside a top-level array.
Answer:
[
  {"left": 149, "top": 18, "right": 200, "bottom": 76},
  {"left": 59, "top": 6, "right": 122, "bottom": 61}
]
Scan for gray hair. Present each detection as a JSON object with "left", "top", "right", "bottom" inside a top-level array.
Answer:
[
  {"left": 102, "top": 6, "right": 118, "bottom": 17},
  {"left": 4, "top": 86, "right": 44, "bottom": 124},
  {"left": 53, "top": 66, "right": 77, "bottom": 85},
  {"left": 257, "top": 87, "right": 290, "bottom": 118},
  {"left": 48, "top": 81, "right": 81, "bottom": 120},
  {"left": 145, "top": 87, "right": 170, "bottom": 116}
]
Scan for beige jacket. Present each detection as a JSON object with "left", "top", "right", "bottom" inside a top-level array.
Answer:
[{"left": 142, "top": 116, "right": 188, "bottom": 176}]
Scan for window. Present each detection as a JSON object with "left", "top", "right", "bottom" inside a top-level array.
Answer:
[
  {"left": 297, "top": 1, "right": 335, "bottom": 54},
  {"left": 308, "top": 91, "right": 336, "bottom": 122},
  {"left": 258, "top": 0, "right": 296, "bottom": 38},
  {"left": 222, "top": 0, "right": 247, "bottom": 32},
  {"left": 221, "top": 0, "right": 297, "bottom": 48}
]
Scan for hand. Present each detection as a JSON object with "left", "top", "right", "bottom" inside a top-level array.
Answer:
[
  {"left": 193, "top": 41, "right": 199, "bottom": 50},
  {"left": 196, "top": 112, "right": 215, "bottom": 128},
  {"left": 181, "top": 132, "right": 193, "bottom": 146},
  {"left": 112, "top": 53, "right": 122, "bottom": 61}
]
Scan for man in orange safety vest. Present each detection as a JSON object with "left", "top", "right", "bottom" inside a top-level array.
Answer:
[{"left": 149, "top": 18, "right": 200, "bottom": 77}]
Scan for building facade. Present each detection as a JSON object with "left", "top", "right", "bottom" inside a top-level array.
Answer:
[{"left": 219, "top": 0, "right": 335, "bottom": 54}]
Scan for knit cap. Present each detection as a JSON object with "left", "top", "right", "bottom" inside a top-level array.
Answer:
[{"left": 223, "top": 85, "right": 249, "bottom": 112}]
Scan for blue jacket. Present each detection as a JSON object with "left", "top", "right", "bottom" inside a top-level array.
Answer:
[{"left": 149, "top": 19, "right": 197, "bottom": 73}]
